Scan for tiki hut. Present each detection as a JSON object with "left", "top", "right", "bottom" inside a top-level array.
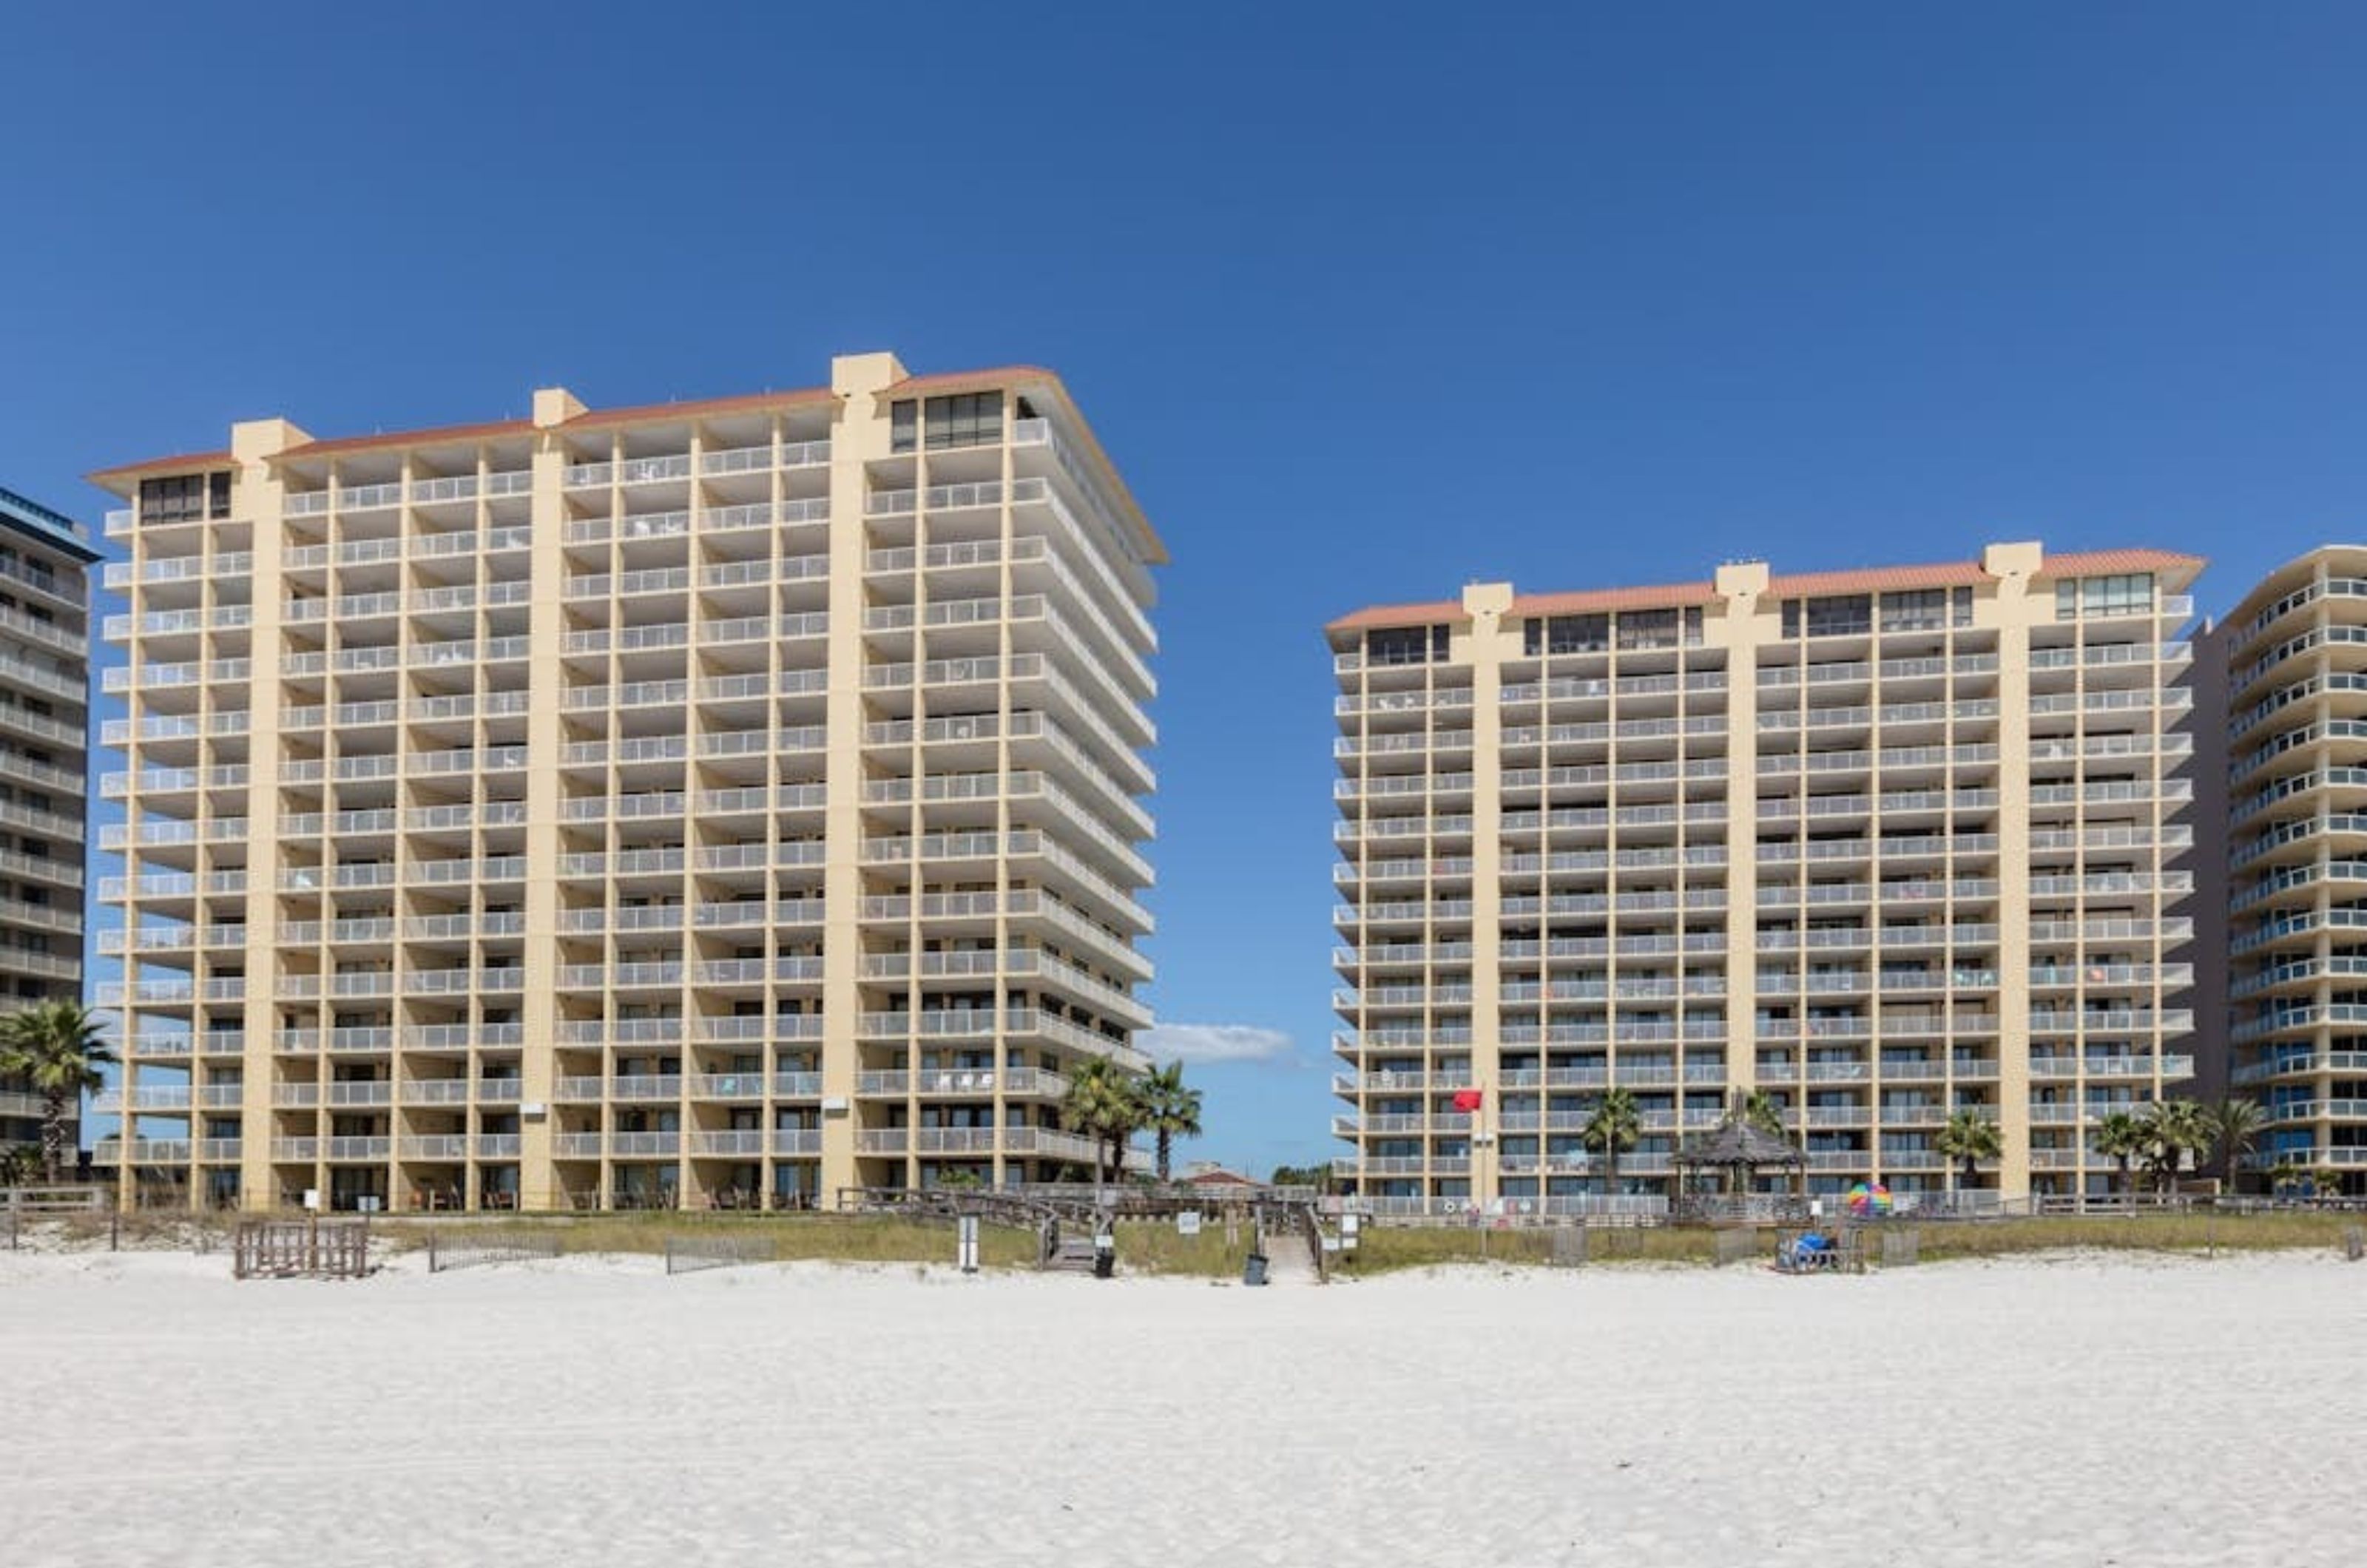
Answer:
[{"left": 1675, "top": 1115, "right": 1806, "bottom": 1203}]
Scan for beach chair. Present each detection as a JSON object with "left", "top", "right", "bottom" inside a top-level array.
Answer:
[{"left": 1777, "top": 1230, "right": 1840, "bottom": 1274}]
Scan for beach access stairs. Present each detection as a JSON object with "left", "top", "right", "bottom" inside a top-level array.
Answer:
[{"left": 1257, "top": 1227, "right": 1320, "bottom": 1285}]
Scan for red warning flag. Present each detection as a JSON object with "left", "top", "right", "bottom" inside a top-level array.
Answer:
[{"left": 1451, "top": 1088, "right": 1484, "bottom": 1112}]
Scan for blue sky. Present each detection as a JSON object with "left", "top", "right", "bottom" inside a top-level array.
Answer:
[{"left": 6, "top": 2, "right": 2366, "bottom": 1175}]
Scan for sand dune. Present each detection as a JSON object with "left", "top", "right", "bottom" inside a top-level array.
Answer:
[{"left": 3, "top": 1248, "right": 2357, "bottom": 1567}]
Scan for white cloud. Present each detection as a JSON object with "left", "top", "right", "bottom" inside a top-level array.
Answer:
[{"left": 1138, "top": 1023, "right": 1294, "bottom": 1066}]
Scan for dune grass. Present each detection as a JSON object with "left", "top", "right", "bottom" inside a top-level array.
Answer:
[
  {"left": 382, "top": 1211, "right": 1256, "bottom": 1274},
  {"left": 1333, "top": 1209, "right": 2363, "bottom": 1275},
  {"left": 1110, "top": 1215, "right": 1258, "bottom": 1277},
  {"left": 377, "top": 1212, "right": 1040, "bottom": 1269},
  {"left": 1337, "top": 1224, "right": 1715, "bottom": 1275},
  {"left": 1904, "top": 1209, "right": 2361, "bottom": 1263},
  {"left": 40, "top": 1204, "right": 2360, "bottom": 1277}
]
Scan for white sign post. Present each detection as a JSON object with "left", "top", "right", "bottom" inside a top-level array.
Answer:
[
  {"left": 1177, "top": 1211, "right": 1203, "bottom": 1237},
  {"left": 956, "top": 1214, "right": 979, "bottom": 1274}
]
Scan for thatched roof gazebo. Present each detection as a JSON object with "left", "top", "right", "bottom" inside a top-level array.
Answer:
[{"left": 1675, "top": 1109, "right": 1806, "bottom": 1222}]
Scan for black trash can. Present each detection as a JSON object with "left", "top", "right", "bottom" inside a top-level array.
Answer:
[{"left": 1243, "top": 1252, "right": 1269, "bottom": 1287}]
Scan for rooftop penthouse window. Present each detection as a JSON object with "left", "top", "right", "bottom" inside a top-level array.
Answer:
[
  {"left": 1880, "top": 587, "right": 1974, "bottom": 632},
  {"left": 1782, "top": 595, "right": 1872, "bottom": 639},
  {"left": 1522, "top": 606, "right": 1704, "bottom": 656},
  {"left": 889, "top": 393, "right": 1004, "bottom": 454},
  {"left": 1615, "top": 606, "right": 1701, "bottom": 652},
  {"left": 1365, "top": 626, "right": 1448, "bottom": 666},
  {"left": 2056, "top": 573, "right": 2155, "bottom": 621},
  {"left": 1526, "top": 614, "right": 1609, "bottom": 656},
  {"left": 138, "top": 471, "right": 230, "bottom": 525}
]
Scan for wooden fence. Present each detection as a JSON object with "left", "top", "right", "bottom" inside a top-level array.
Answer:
[
  {"left": 424, "top": 1226, "right": 564, "bottom": 1273},
  {"left": 664, "top": 1233, "right": 768, "bottom": 1276},
  {"left": 4, "top": 1185, "right": 108, "bottom": 1251},
  {"left": 233, "top": 1220, "right": 371, "bottom": 1280}
]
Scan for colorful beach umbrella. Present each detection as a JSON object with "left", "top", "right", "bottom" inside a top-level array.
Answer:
[{"left": 1846, "top": 1180, "right": 1894, "bottom": 1217}]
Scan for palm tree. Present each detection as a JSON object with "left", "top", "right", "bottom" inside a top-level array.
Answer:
[
  {"left": 0, "top": 1001, "right": 115, "bottom": 1185},
  {"left": 2092, "top": 1109, "right": 2147, "bottom": 1200},
  {"left": 1741, "top": 1090, "right": 1788, "bottom": 1140},
  {"left": 1934, "top": 1109, "right": 2002, "bottom": 1193},
  {"left": 0, "top": 1142, "right": 42, "bottom": 1188},
  {"left": 1137, "top": 1059, "right": 1203, "bottom": 1183},
  {"left": 2206, "top": 1097, "right": 2266, "bottom": 1189},
  {"left": 2138, "top": 1099, "right": 2213, "bottom": 1197},
  {"left": 1578, "top": 1088, "right": 1641, "bottom": 1195},
  {"left": 1061, "top": 1056, "right": 1144, "bottom": 1193}
]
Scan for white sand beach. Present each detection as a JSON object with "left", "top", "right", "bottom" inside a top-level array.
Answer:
[{"left": 3, "top": 1248, "right": 2359, "bottom": 1567}]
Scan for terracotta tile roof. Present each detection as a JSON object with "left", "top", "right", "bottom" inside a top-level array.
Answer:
[
  {"left": 2038, "top": 547, "right": 2206, "bottom": 587},
  {"left": 563, "top": 386, "right": 837, "bottom": 430},
  {"left": 1766, "top": 561, "right": 1988, "bottom": 595},
  {"left": 283, "top": 419, "right": 534, "bottom": 459},
  {"left": 85, "top": 449, "right": 237, "bottom": 486},
  {"left": 1328, "top": 546, "right": 2207, "bottom": 635},
  {"left": 1326, "top": 598, "right": 1467, "bottom": 634},
  {"left": 882, "top": 365, "right": 1058, "bottom": 396}
]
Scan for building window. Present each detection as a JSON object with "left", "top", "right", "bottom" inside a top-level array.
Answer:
[
  {"left": 1525, "top": 614, "right": 1610, "bottom": 656},
  {"left": 1616, "top": 609, "right": 1682, "bottom": 652},
  {"left": 928, "top": 392, "right": 1002, "bottom": 450},
  {"left": 1367, "top": 626, "right": 1445, "bottom": 666},
  {"left": 1881, "top": 589, "right": 1947, "bottom": 632},
  {"left": 138, "top": 472, "right": 229, "bottom": 524},
  {"left": 889, "top": 393, "right": 1003, "bottom": 453},
  {"left": 1793, "top": 595, "right": 1871, "bottom": 638},
  {"left": 2056, "top": 573, "right": 2155, "bottom": 621}
]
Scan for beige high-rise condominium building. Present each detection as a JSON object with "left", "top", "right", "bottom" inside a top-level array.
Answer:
[
  {"left": 0, "top": 487, "right": 99, "bottom": 1162},
  {"left": 1328, "top": 544, "right": 2203, "bottom": 1215},
  {"left": 2216, "top": 547, "right": 2367, "bottom": 1195},
  {"left": 90, "top": 352, "right": 1161, "bottom": 1213}
]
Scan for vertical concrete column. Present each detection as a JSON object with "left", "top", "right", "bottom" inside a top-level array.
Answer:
[
  {"left": 1714, "top": 563, "right": 1771, "bottom": 1100},
  {"left": 230, "top": 419, "right": 306, "bottom": 1214},
  {"left": 819, "top": 353, "right": 905, "bottom": 1206},
  {"left": 1985, "top": 543, "right": 2042, "bottom": 1203},
  {"left": 516, "top": 386, "right": 582, "bottom": 1212},
  {"left": 1460, "top": 583, "right": 1512, "bottom": 1206}
]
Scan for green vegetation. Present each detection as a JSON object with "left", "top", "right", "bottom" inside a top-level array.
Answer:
[
  {"left": 1061, "top": 1057, "right": 1142, "bottom": 1189},
  {"left": 2093, "top": 1110, "right": 2147, "bottom": 1199},
  {"left": 1936, "top": 1109, "right": 2004, "bottom": 1191},
  {"left": 1138, "top": 1060, "right": 1205, "bottom": 1182},
  {"left": 1740, "top": 1091, "right": 1788, "bottom": 1141},
  {"left": 1337, "top": 1224, "right": 1714, "bottom": 1274},
  {"left": 0, "top": 1143, "right": 44, "bottom": 1186},
  {"left": 1903, "top": 1209, "right": 2359, "bottom": 1263},
  {"left": 1108, "top": 1216, "right": 1255, "bottom": 1277},
  {"left": 1579, "top": 1088, "right": 1641, "bottom": 1192},
  {"left": 2139, "top": 1099, "right": 2215, "bottom": 1194},
  {"left": 2206, "top": 1097, "right": 2265, "bottom": 1186},
  {"left": 379, "top": 1212, "right": 1043, "bottom": 1268},
  {"left": 1331, "top": 1209, "right": 2366, "bottom": 1275},
  {"left": 1268, "top": 1163, "right": 1334, "bottom": 1192},
  {"left": 376, "top": 1211, "right": 1264, "bottom": 1276},
  {"left": 30, "top": 1204, "right": 2363, "bottom": 1275},
  {"left": 0, "top": 1000, "right": 116, "bottom": 1184}
]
